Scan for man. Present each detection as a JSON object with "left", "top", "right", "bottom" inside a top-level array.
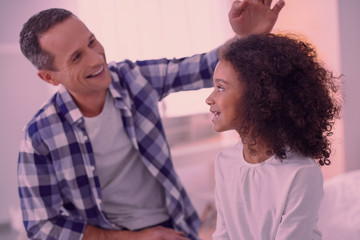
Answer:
[{"left": 18, "top": 1, "right": 284, "bottom": 239}]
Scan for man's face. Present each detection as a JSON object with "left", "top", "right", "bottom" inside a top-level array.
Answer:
[{"left": 38, "top": 16, "right": 111, "bottom": 103}]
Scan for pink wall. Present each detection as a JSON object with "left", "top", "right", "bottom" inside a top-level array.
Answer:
[{"left": 274, "top": 0, "right": 345, "bottom": 180}]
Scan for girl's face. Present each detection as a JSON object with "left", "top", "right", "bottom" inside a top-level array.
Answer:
[{"left": 206, "top": 60, "right": 245, "bottom": 132}]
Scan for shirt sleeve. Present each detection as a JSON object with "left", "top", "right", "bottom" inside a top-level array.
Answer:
[
  {"left": 130, "top": 48, "right": 219, "bottom": 100},
  {"left": 212, "top": 155, "right": 230, "bottom": 240},
  {"left": 18, "top": 129, "right": 86, "bottom": 240},
  {"left": 212, "top": 187, "right": 230, "bottom": 240},
  {"left": 275, "top": 165, "right": 324, "bottom": 240}
]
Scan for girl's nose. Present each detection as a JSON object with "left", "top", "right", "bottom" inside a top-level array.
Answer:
[{"left": 205, "top": 92, "right": 214, "bottom": 105}]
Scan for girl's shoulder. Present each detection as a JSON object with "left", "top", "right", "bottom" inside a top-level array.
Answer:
[
  {"left": 280, "top": 151, "right": 319, "bottom": 169},
  {"left": 215, "top": 141, "right": 243, "bottom": 163},
  {"left": 273, "top": 151, "right": 323, "bottom": 184}
]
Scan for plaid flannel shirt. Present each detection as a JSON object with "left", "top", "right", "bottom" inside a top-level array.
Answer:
[{"left": 18, "top": 49, "right": 218, "bottom": 240}]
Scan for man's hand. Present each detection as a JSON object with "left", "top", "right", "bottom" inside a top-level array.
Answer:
[
  {"left": 229, "top": 0, "right": 285, "bottom": 38},
  {"left": 134, "top": 226, "right": 190, "bottom": 240},
  {"left": 83, "top": 224, "right": 190, "bottom": 240}
]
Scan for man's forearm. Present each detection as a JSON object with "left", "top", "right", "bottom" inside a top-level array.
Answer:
[{"left": 83, "top": 225, "right": 138, "bottom": 240}]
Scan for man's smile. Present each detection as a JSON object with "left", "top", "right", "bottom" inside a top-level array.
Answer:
[{"left": 86, "top": 65, "right": 104, "bottom": 78}]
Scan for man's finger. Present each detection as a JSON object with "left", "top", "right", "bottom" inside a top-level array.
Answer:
[
  {"left": 272, "top": 0, "right": 285, "bottom": 15},
  {"left": 229, "top": 1, "right": 247, "bottom": 19},
  {"left": 264, "top": 0, "right": 273, "bottom": 7}
]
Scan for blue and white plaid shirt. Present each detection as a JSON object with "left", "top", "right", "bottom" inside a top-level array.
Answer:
[{"left": 18, "top": 49, "right": 218, "bottom": 240}]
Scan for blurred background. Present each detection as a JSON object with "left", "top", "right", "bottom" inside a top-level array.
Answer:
[{"left": 0, "top": 0, "right": 359, "bottom": 239}]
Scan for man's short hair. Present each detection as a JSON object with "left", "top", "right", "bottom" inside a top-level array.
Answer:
[{"left": 20, "top": 8, "right": 74, "bottom": 70}]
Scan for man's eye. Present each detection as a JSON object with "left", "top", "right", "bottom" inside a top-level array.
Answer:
[
  {"left": 89, "top": 39, "right": 96, "bottom": 47},
  {"left": 73, "top": 53, "right": 81, "bottom": 62}
]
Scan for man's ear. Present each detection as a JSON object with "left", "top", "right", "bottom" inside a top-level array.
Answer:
[{"left": 37, "top": 70, "right": 59, "bottom": 86}]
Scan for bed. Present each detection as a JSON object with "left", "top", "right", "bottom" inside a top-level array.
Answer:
[{"left": 318, "top": 169, "right": 360, "bottom": 240}]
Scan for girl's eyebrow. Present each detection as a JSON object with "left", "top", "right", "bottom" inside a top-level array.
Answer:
[{"left": 214, "top": 78, "right": 229, "bottom": 85}]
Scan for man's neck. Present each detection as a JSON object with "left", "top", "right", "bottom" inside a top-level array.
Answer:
[{"left": 72, "top": 90, "right": 108, "bottom": 117}]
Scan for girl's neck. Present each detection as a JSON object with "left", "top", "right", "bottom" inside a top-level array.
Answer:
[{"left": 242, "top": 142, "right": 273, "bottom": 164}]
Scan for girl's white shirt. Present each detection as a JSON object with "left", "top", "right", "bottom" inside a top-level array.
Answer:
[{"left": 213, "top": 141, "right": 323, "bottom": 240}]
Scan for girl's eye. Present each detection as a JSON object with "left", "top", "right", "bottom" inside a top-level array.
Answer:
[{"left": 217, "top": 85, "right": 224, "bottom": 92}]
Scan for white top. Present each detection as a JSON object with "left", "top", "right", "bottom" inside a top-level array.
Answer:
[
  {"left": 213, "top": 141, "right": 324, "bottom": 240},
  {"left": 84, "top": 92, "right": 168, "bottom": 230}
]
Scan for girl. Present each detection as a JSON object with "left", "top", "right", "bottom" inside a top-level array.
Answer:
[{"left": 206, "top": 34, "right": 341, "bottom": 239}]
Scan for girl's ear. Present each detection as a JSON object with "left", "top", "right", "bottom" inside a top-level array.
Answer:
[{"left": 37, "top": 70, "right": 59, "bottom": 86}]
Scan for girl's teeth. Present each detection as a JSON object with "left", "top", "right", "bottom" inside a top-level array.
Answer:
[{"left": 210, "top": 111, "right": 220, "bottom": 118}]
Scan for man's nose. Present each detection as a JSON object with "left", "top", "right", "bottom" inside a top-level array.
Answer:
[{"left": 88, "top": 49, "right": 104, "bottom": 66}]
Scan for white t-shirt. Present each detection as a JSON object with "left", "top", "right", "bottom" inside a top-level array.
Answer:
[
  {"left": 213, "top": 141, "right": 323, "bottom": 240},
  {"left": 84, "top": 92, "right": 169, "bottom": 230}
]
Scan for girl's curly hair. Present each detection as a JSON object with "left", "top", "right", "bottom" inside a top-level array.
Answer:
[{"left": 222, "top": 34, "right": 342, "bottom": 166}]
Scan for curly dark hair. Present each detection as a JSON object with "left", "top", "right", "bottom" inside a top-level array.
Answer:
[
  {"left": 20, "top": 8, "right": 74, "bottom": 70},
  {"left": 222, "top": 34, "right": 342, "bottom": 166}
]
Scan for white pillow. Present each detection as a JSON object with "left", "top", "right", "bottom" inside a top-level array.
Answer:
[{"left": 318, "top": 170, "right": 360, "bottom": 240}]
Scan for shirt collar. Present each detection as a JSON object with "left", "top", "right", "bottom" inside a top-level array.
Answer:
[
  {"left": 108, "top": 64, "right": 133, "bottom": 112},
  {"left": 55, "top": 73, "right": 132, "bottom": 126},
  {"left": 55, "top": 85, "right": 83, "bottom": 125}
]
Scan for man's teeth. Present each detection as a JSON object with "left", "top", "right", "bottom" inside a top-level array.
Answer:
[{"left": 88, "top": 66, "right": 103, "bottom": 78}]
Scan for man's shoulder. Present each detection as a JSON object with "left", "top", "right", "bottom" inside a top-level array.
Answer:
[
  {"left": 108, "top": 60, "right": 137, "bottom": 74},
  {"left": 24, "top": 93, "right": 62, "bottom": 136}
]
